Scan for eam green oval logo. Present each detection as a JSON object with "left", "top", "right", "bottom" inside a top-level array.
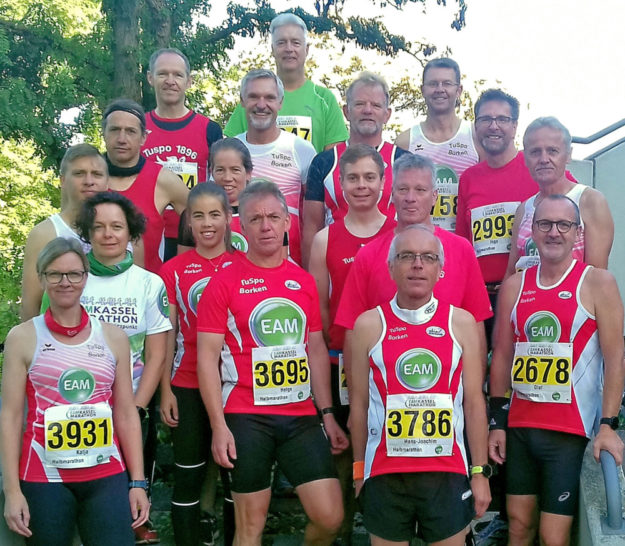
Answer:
[
  {"left": 58, "top": 369, "right": 96, "bottom": 403},
  {"left": 188, "top": 278, "right": 210, "bottom": 315},
  {"left": 249, "top": 298, "right": 306, "bottom": 346},
  {"left": 435, "top": 165, "right": 458, "bottom": 185},
  {"left": 231, "top": 232, "right": 248, "bottom": 253},
  {"left": 158, "top": 286, "right": 170, "bottom": 318},
  {"left": 525, "top": 311, "right": 560, "bottom": 342},
  {"left": 395, "top": 349, "right": 442, "bottom": 392}
]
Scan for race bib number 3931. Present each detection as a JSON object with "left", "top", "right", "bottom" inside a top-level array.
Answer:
[
  {"left": 385, "top": 393, "right": 454, "bottom": 457},
  {"left": 512, "top": 342, "right": 572, "bottom": 403},
  {"left": 252, "top": 344, "right": 310, "bottom": 405},
  {"left": 44, "top": 403, "right": 115, "bottom": 469}
]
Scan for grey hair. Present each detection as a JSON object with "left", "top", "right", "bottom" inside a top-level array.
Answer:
[
  {"left": 239, "top": 179, "right": 289, "bottom": 220},
  {"left": 240, "top": 69, "right": 285, "bottom": 101},
  {"left": 148, "top": 48, "right": 191, "bottom": 76},
  {"left": 36, "top": 237, "right": 89, "bottom": 277},
  {"left": 387, "top": 224, "right": 445, "bottom": 267},
  {"left": 345, "top": 72, "right": 390, "bottom": 109},
  {"left": 532, "top": 194, "right": 581, "bottom": 225},
  {"left": 270, "top": 13, "right": 308, "bottom": 43},
  {"left": 523, "top": 116, "right": 572, "bottom": 153},
  {"left": 392, "top": 153, "right": 436, "bottom": 190}
]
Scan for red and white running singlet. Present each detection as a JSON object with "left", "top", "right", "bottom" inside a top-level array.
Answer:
[
  {"left": 20, "top": 316, "right": 125, "bottom": 483},
  {"left": 365, "top": 297, "right": 468, "bottom": 481},
  {"left": 509, "top": 260, "right": 601, "bottom": 438}
]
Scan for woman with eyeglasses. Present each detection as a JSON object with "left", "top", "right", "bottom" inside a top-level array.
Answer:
[
  {"left": 0, "top": 237, "right": 149, "bottom": 545},
  {"left": 505, "top": 117, "right": 614, "bottom": 276}
]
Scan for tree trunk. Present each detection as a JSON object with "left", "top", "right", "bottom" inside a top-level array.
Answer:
[{"left": 102, "top": 0, "right": 142, "bottom": 102}]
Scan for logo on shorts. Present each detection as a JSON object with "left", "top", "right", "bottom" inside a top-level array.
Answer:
[
  {"left": 158, "top": 286, "right": 170, "bottom": 318},
  {"left": 525, "top": 311, "right": 560, "bottom": 342},
  {"left": 231, "top": 231, "right": 248, "bottom": 252},
  {"left": 285, "top": 280, "right": 301, "bottom": 290},
  {"left": 395, "top": 349, "right": 442, "bottom": 391},
  {"left": 558, "top": 492, "right": 570, "bottom": 502},
  {"left": 249, "top": 298, "right": 306, "bottom": 346},
  {"left": 188, "top": 278, "right": 210, "bottom": 315},
  {"left": 58, "top": 369, "right": 96, "bottom": 403},
  {"left": 558, "top": 291, "right": 572, "bottom": 300},
  {"left": 461, "top": 489, "right": 473, "bottom": 500},
  {"left": 426, "top": 326, "right": 445, "bottom": 338}
]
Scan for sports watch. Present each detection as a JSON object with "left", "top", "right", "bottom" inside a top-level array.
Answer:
[
  {"left": 129, "top": 479, "right": 149, "bottom": 491},
  {"left": 469, "top": 464, "right": 495, "bottom": 479},
  {"left": 600, "top": 416, "right": 619, "bottom": 430}
]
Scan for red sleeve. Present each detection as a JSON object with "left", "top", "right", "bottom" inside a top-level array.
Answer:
[
  {"left": 459, "top": 238, "right": 493, "bottom": 322},
  {"left": 197, "top": 274, "right": 230, "bottom": 333},
  {"left": 455, "top": 171, "right": 472, "bottom": 242},
  {"left": 158, "top": 259, "right": 177, "bottom": 307},
  {"left": 334, "top": 252, "right": 371, "bottom": 330}
]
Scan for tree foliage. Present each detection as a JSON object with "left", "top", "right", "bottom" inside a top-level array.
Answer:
[{"left": 1, "top": 0, "right": 467, "bottom": 167}]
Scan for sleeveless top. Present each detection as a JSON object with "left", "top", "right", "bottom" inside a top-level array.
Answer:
[
  {"left": 20, "top": 316, "right": 125, "bottom": 483},
  {"left": 515, "top": 184, "right": 586, "bottom": 271}
]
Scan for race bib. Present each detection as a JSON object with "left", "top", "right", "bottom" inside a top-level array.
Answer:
[
  {"left": 512, "top": 342, "right": 572, "bottom": 403},
  {"left": 252, "top": 344, "right": 310, "bottom": 405},
  {"left": 277, "top": 115, "right": 313, "bottom": 143},
  {"left": 385, "top": 393, "right": 454, "bottom": 457},
  {"left": 471, "top": 202, "right": 518, "bottom": 257},
  {"left": 44, "top": 403, "right": 115, "bottom": 468},
  {"left": 431, "top": 165, "right": 459, "bottom": 231},
  {"left": 338, "top": 353, "right": 349, "bottom": 406},
  {"left": 162, "top": 160, "right": 199, "bottom": 189}
]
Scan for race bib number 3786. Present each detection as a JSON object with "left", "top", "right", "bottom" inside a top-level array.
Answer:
[{"left": 385, "top": 393, "right": 454, "bottom": 457}]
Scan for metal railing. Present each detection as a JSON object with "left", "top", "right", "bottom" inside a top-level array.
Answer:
[
  {"left": 572, "top": 119, "right": 625, "bottom": 145},
  {"left": 594, "top": 409, "right": 625, "bottom": 534}
]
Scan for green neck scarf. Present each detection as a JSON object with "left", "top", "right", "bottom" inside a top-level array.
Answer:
[{"left": 87, "top": 250, "right": 133, "bottom": 277}]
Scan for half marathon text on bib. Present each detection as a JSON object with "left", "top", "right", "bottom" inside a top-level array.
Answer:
[
  {"left": 44, "top": 403, "right": 115, "bottom": 468},
  {"left": 252, "top": 344, "right": 310, "bottom": 405},
  {"left": 512, "top": 342, "right": 572, "bottom": 403},
  {"left": 385, "top": 393, "right": 453, "bottom": 457},
  {"left": 277, "top": 115, "right": 313, "bottom": 143},
  {"left": 471, "top": 202, "right": 518, "bottom": 257}
]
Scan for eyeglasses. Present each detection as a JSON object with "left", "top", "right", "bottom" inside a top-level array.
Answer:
[
  {"left": 475, "top": 115, "right": 515, "bottom": 127},
  {"left": 395, "top": 252, "right": 439, "bottom": 265},
  {"left": 43, "top": 271, "right": 87, "bottom": 284},
  {"left": 533, "top": 220, "right": 578, "bottom": 233},
  {"left": 423, "top": 80, "right": 459, "bottom": 90}
]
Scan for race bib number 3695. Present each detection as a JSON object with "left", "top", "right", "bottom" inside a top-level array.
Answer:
[
  {"left": 385, "top": 393, "right": 453, "bottom": 457},
  {"left": 512, "top": 342, "right": 572, "bottom": 403},
  {"left": 44, "top": 403, "right": 116, "bottom": 469},
  {"left": 252, "top": 344, "right": 310, "bottom": 405}
]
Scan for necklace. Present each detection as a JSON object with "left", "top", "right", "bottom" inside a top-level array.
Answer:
[
  {"left": 206, "top": 252, "right": 227, "bottom": 272},
  {"left": 44, "top": 307, "right": 90, "bottom": 337}
]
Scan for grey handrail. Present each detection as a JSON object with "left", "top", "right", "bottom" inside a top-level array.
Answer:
[
  {"left": 594, "top": 408, "right": 625, "bottom": 534},
  {"left": 572, "top": 119, "right": 625, "bottom": 145}
]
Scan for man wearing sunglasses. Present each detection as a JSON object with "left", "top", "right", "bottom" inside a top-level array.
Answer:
[{"left": 489, "top": 194, "right": 625, "bottom": 546}]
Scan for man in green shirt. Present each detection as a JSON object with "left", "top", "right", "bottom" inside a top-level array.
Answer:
[{"left": 224, "top": 12, "right": 348, "bottom": 153}]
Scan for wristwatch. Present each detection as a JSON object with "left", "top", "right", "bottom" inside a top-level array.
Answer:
[
  {"left": 129, "top": 479, "right": 149, "bottom": 491},
  {"left": 600, "top": 416, "right": 619, "bottom": 430},
  {"left": 469, "top": 464, "right": 495, "bottom": 479}
]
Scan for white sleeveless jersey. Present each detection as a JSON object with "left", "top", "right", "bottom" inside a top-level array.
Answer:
[
  {"left": 408, "top": 120, "right": 479, "bottom": 232},
  {"left": 50, "top": 213, "right": 91, "bottom": 254}
]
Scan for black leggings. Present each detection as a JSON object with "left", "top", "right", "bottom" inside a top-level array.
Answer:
[{"left": 21, "top": 472, "right": 133, "bottom": 546}]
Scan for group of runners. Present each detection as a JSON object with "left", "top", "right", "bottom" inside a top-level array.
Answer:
[{"left": 1, "top": 10, "right": 624, "bottom": 546}]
